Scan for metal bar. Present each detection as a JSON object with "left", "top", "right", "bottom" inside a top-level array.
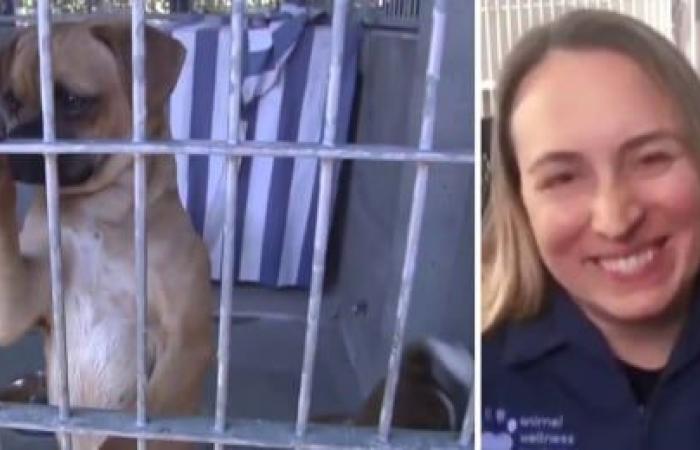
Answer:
[
  {"left": 549, "top": 0, "right": 555, "bottom": 19},
  {"left": 516, "top": 0, "right": 524, "bottom": 36},
  {"left": 692, "top": 0, "right": 698, "bottom": 70},
  {"left": 0, "top": 402, "right": 468, "bottom": 450},
  {"left": 505, "top": 0, "right": 513, "bottom": 51},
  {"left": 459, "top": 388, "right": 475, "bottom": 447},
  {"left": 0, "top": 11, "right": 225, "bottom": 23},
  {"left": 0, "top": 141, "right": 473, "bottom": 163},
  {"left": 495, "top": 0, "right": 504, "bottom": 75},
  {"left": 483, "top": 1, "right": 496, "bottom": 115},
  {"left": 539, "top": 0, "right": 544, "bottom": 23},
  {"left": 131, "top": 0, "right": 148, "bottom": 449},
  {"left": 378, "top": 0, "right": 447, "bottom": 441},
  {"left": 528, "top": 0, "right": 534, "bottom": 26},
  {"left": 213, "top": 0, "right": 244, "bottom": 448},
  {"left": 665, "top": 0, "right": 672, "bottom": 40},
  {"left": 295, "top": 0, "right": 349, "bottom": 437},
  {"left": 643, "top": 0, "right": 649, "bottom": 24},
  {"left": 37, "top": 0, "right": 71, "bottom": 448}
]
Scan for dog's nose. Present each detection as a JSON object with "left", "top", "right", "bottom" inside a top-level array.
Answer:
[
  {"left": 8, "top": 116, "right": 43, "bottom": 139},
  {"left": 7, "top": 117, "right": 47, "bottom": 184},
  {"left": 8, "top": 154, "right": 45, "bottom": 184}
]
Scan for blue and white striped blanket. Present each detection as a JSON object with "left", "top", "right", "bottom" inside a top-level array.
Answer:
[{"left": 166, "top": 6, "right": 360, "bottom": 288}]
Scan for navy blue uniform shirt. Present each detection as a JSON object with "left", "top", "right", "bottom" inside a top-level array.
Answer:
[{"left": 482, "top": 289, "right": 700, "bottom": 450}]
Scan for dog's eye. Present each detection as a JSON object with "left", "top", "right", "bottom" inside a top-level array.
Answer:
[
  {"left": 3, "top": 91, "right": 21, "bottom": 114},
  {"left": 55, "top": 88, "right": 96, "bottom": 117}
]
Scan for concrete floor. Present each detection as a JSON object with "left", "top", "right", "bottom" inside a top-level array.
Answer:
[{"left": 0, "top": 285, "right": 362, "bottom": 450}]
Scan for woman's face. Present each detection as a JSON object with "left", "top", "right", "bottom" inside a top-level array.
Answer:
[{"left": 512, "top": 49, "right": 700, "bottom": 329}]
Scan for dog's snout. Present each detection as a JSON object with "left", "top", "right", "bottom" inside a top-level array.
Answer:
[
  {"left": 8, "top": 154, "right": 96, "bottom": 186},
  {"left": 8, "top": 116, "right": 43, "bottom": 140},
  {"left": 8, "top": 154, "right": 46, "bottom": 184}
]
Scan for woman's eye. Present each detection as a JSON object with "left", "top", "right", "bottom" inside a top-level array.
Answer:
[
  {"left": 538, "top": 172, "right": 576, "bottom": 190},
  {"left": 638, "top": 151, "right": 671, "bottom": 166},
  {"left": 634, "top": 150, "right": 675, "bottom": 174}
]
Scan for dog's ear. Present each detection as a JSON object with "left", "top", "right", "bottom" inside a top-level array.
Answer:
[
  {"left": 0, "top": 32, "right": 19, "bottom": 89},
  {"left": 89, "top": 22, "right": 185, "bottom": 114}
]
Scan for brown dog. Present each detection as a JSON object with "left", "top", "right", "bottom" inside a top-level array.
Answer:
[{"left": 0, "top": 21, "right": 213, "bottom": 450}]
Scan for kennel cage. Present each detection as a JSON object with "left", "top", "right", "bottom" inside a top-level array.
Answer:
[{"left": 0, "top": 0, "right": 474, "bottom": 449}]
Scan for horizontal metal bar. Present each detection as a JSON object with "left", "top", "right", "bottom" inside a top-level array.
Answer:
[
  {"left": 0, "top": 141, "right": 473, "bottom": 164},
  {"left": 0, "top": 402, "right": 470, "bottom": 450}
]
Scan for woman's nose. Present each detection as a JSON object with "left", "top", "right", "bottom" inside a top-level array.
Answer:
[{"left": 591, "top": 182, "right": 644, "bottom": 240}]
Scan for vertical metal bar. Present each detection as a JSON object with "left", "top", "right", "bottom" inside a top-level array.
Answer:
[
  {"left": 538, "top": 0, "right": 544, "bottom": 23},
  {"left": 692, "top": 0, "right": 698, "bottom": 70},
  {"left": 549, "top": 0, "right": 555, "bottom": 19},
  {"left": 483, "top": 2, "right": 496, "bottom": 115},
  {"left": 295, "top": 0, "right": 349, "bottom": 438},
  {"left": 459, "top": 388, "right": 475, "bottom": 447},
  {"left": 131, "top": 0, "right": 147, "bottom": 448},
  {"left": 377, "top": 0, "right": 446, "bottom": 441},
  {"left": 37, "top": 1, "right": 71, "bottom": 449},
  {"left": 663, "top": 0, "right": 668, "bottom": 38},
  {"left": 528, "top": 0, "right": 534, "bottom": 26},
  {"left": 644, "top": 0, "right": 649, "bottom": 24},
  {"left": 495, "top": 0, "right": 504, "bottom": 76},
  {"left": 505, "top": 0, "right": 513, "bottom": 52},
  {"left": 213, "top": 0, "right": 244, "bottom": 449},
  {"left": 516, "top": 0, "right": 524, "bottom": 37},
  {"left": 661, "top": 0, "right": 667, "bottom": 40}
]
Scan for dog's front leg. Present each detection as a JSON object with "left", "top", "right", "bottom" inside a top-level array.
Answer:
[
  {"left": 98, "top": 328, "right": 212, "bottom": 450},
  {"left": 0, "top": 156, "right": 47, "bottom": 346},
  {"left": 100, "top": 272, "right": 212, "bottom": 450}
]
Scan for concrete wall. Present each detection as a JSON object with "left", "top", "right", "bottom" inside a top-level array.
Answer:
[{"left": 330, "top": 0, "right": 474, "bottom": 396}]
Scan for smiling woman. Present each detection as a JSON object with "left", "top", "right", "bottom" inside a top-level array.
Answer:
[{"left": 482, "top": 9, "right": 700, "bottom": 450}]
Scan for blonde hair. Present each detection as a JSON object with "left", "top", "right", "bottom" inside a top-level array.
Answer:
[{"left": 483, "top": 9, "right": 700, "bottom": 334}]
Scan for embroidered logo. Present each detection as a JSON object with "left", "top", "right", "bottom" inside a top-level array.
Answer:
[{"left": 483, "top": 407, "right": 576, "bottom": 449}]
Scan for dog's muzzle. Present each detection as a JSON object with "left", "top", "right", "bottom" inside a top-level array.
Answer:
[{"left": 5, "top": 116, "right": 95, "bottom": 186}]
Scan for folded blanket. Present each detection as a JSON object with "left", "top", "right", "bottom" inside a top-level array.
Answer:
[{"left": 167, "top": 6, "right": 360, "bottom": 288}]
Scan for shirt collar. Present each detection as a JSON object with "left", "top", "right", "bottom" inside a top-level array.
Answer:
[
  {"left": 501, "top": 289, "right": 569, "bottom": 367},
  {"left": 664, "top": 285, "right": 700, "bottom": 377},
  {"left": 502, "top": 284, "right": 700, "bottom": 373}
]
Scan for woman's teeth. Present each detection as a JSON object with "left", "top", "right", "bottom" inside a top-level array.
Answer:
[{"left": 598, "top": 247, "right": 656, "bottom": 275}]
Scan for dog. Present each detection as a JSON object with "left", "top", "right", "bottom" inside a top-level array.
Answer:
[
  {"left": 315, "top": 338, "right": 472, "bottom": 431},
  {"left": 352, "top": 338, "right": 472, "bottom": 431},
  {"left": 0, "top": 21, "right": 213, "bottom": 450}
]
